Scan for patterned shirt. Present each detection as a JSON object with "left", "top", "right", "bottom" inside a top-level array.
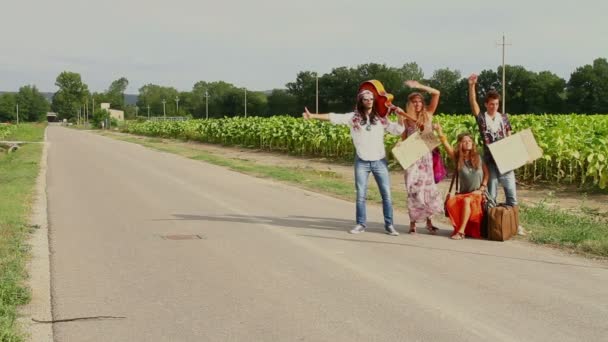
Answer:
[{"left": 476, "top": 111, "right": 512, "bottom": 164}]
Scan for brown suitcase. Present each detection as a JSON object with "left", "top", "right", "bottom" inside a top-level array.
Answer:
[{"left": 487, "top": 205, "right": 518, "bottom": 241}]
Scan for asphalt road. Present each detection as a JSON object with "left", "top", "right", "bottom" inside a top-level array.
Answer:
[{"left": 46, "top": 126, "right": 608, "bottom": 342}]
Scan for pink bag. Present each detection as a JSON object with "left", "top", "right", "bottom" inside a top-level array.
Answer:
[{"left": 432, "top": 148, "right": 447, "bottom": 183}]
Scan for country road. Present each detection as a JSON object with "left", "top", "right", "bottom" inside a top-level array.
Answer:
[{"left": 45, "top": 126, "right": 608, "bottom": 342}]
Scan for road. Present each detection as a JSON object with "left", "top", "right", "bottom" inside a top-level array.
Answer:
[{"left": 46, "top": 126, "right": 608, "bottom": 341}]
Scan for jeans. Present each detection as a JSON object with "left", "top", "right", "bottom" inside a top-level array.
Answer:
[
  {"left": 354, "top": 156, "right": 393, "bottom": 227},
  {"left": 486, "top": 160, "right": 518, "bottom": 206}
]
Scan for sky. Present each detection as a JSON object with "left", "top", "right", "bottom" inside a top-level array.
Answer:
[{"left": 1, "top": 0, "right": 606, "bottom": 94}]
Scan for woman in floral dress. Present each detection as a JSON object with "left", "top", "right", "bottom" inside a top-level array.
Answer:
[{"left": 401, "top": 81, "right": 444, "bottom": 234}]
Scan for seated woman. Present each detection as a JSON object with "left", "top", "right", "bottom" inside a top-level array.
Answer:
[{"left": 435, "top": 124, "right": 489, "bottom": 240}]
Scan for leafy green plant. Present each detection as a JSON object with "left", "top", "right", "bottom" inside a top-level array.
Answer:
[{"left": 121, "top": 114, "right": 608, "bottom": 189}]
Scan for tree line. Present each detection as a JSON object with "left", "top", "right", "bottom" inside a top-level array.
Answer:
[{"left": 1, "top": 57, "right": 606, "bottom": 122}]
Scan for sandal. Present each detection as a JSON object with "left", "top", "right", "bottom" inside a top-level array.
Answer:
[
  {"left": 409, "top": 226, "right": 417, "bottom": 234},
  {"left": 450, "top": 232, "right": 465, "bottom": 240},
  {"left": 426, "top": 225, "right": 439, "bottom": 235}
]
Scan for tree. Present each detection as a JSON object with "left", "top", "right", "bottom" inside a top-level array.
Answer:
[
  {"left": 290, "top": 62, "right": 427, "bottom": 113},
  {"left": 566, "top": 58, "right": 608, "bottom": 113},
  {"left": 51, "top": 71, "right": 89, "bottom": 120},
  {"left": 15, "top": 85, "right": 51, "bottom": 122},
  {"left": 123, "top": 105, "right": 137, "bottom": 119},
  {"left": 320, "top": 67, "right": 360, "bottom": 112},
  {"left": 428, "top": 68, "right": 462, "bottom": 113},
  {"left": 91, "top": 108, "right": 110, "bottom": 128},
  {"left": 136, "top": 84, "right": 179, "bottom": 116},
  {"left": 91, "top": 92, "right": 108, "bottom": 110},
  {"left": 267, "top": 89, "right": 298, "bottom": 116},
  {"left": 244, "top": 90, "right": 268, "bottom": 117},
  {"left": 106, "top": 77, "right": 129, "bottom": 110},
  {"left": 451, "top": 78, "right": 473, "bottom": 114},
  {"left": 321, "top": 67, "right": 361, "bottom": 112},
  {"left": 190, "top": 80, "right": 267, "bottom": 118},
  {"left": 527, "top": 71, "right": 566, "bottom": 113},
  {"left": 396, "top": 62, "right": 425, "bottom": 81},
  {"left": 206, "top": 81, "right": 242, "bottom": 117},
  {"left": 0, "top": 93, "right": 17, "bottom": 122},
  {"left": 191, "top": 81, "right": 210, "bottom": 118},
  {"left": 286, "top": 71, "right": 319, "bottom": 111},
  {"left": 499, "top": 65, "right": 535, "bottom": 113},
  {"left": 476, "top": 69, "right": 501, "bottom": 98}
]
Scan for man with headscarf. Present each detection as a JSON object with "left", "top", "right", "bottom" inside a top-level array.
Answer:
[{"left": 303, "top": 88, "right": 406, "bottom": 235}]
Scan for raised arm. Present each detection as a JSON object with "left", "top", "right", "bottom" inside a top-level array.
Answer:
[
  {"left": 434, "top": 123, "right": 455, "bottom": 160},
  {"left": 468, "top": 74, "right": 481, "bottom": 116},
  {"left": 302, "top": 107, "right": 330, "bottom": 121},
  {"left": 388, "top": 104, "right": 417, "bottom": 122},
  {"left": 405, "top": 80, "right": 440, "bottom": 114}
]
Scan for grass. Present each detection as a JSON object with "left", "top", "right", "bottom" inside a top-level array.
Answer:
[
  {"left": 0, "top": 123, "right": 46, "bottom": 341},
  {"left": 3, "top": 123, "right": 46, "bottom": 142},
  {"left": 102, "top": 131, "right": 608, "bottom": 259},
  {"left": 521, "top": 200, "right": 608, "bottom": 257}
]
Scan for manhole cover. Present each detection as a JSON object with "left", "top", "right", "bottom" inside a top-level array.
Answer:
[{"left": 161, "top": 234, "right": 205, "bottom": 240}]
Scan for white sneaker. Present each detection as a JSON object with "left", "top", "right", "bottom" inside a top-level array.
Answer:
[
  {"left": 385, "top": 225, "right": 399, "bottom": 236},
  {"left": 517, "top": 225, "right": 527, "bottom": 236},
  {"left": 349, "top": 224, "right": 366, "bottom": 234}
]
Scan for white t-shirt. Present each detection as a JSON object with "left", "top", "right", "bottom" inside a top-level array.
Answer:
[{"left": 329, "top": 112, "right": 405, "bottom": 161}]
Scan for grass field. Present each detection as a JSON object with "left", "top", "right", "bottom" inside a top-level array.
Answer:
[{"left": 0, "top": 123, "right": 45, "bottom": 341}]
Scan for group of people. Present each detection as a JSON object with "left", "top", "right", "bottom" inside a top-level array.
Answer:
[{"left": 302, "top": 75, "right": 524, "bottom": 240}]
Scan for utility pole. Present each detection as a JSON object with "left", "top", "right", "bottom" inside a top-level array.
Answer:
[
  {"left": 175, "top": 96, "right": 180, "bottom": 116},
  {"left": 497, "top": 34, "right": 511, "bottom": 114},
  {"left": 16, "top": 103, "right": 19, "bottom": 124},
  {"left": 315, "top": 72, "right": 319, "bottom": 114},
  {"left": 135, "top": 105, "right": 139, "bottom": 118},
  {"left": 204, "top": 91, "right": 210, "bottom": 119},
  {"left": 162, "top": 99, "right": 166, "bottom": 118},
  {"left": 147, "top": 104, "right": 150, "bottom": 119},
  {"left": 244, "top": 88, "right": 247, "bottom": 117}
]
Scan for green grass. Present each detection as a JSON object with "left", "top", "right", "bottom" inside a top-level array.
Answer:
[
  {"left": 103, "top": 131, "right": 608, "bottom": 259},
  {"left": 0, "top": 123, "right": 46, "bottom": 341},
  {"left": 3, "top": 123, "right": 46, "bottom": 142},
  {"left": 521, "top": 201, "right": 608, "bottom": 257}
]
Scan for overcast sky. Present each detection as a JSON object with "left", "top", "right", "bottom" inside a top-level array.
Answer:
[{"left": 1, "top": 0, "right": 606, "bottom": 93}]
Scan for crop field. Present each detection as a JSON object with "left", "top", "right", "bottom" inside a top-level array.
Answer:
[{"left": 122, "top": 114, "right": 608, "bottom": 189}]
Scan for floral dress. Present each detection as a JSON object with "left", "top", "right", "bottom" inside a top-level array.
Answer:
[{"left": 404, "top": 123, "right": 444, "bottom": 222}]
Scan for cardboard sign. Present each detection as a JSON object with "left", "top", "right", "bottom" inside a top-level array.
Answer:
[
  {"left": 488, "top": 128, "right": 543, "bottom": 174},
  {"left": 391, "top": 131, "right": 440, "bottom": 170}
]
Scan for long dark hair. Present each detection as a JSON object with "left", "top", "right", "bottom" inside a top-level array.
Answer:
[{"left": 355, "top": 97, "right": 380, "bottom": 125}]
